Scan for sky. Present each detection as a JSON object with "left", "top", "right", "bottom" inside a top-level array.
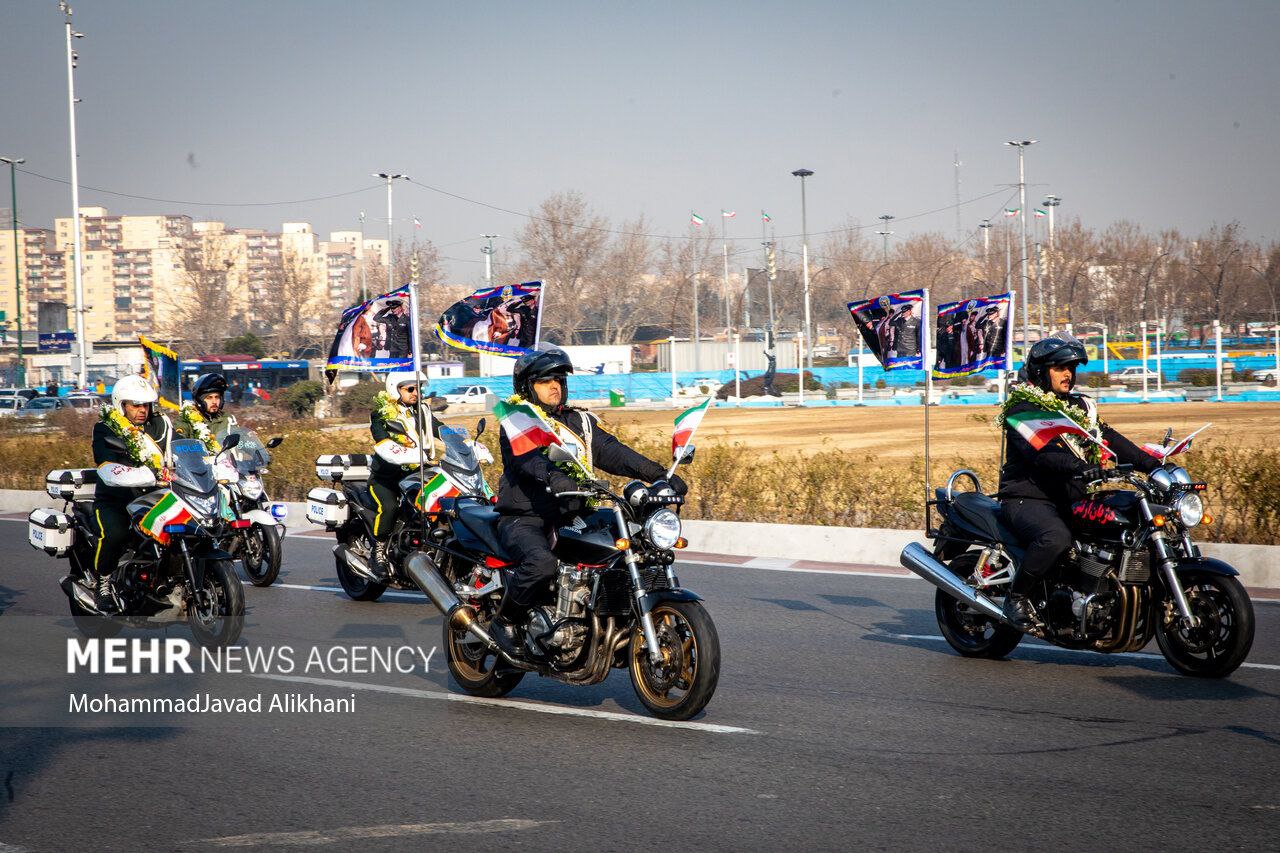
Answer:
[{"left": 3, "top": 0, "right": 1279, "bottom": 284}]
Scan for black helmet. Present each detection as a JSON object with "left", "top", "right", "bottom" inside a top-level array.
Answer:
[
  {"left": 1025, "top": 334, "right": 1088, "bottom": 391},
  {"left": 513, "top": 346, "right": 573, "bottom": 409},
  {"left": 192, "top": 373, "right": 228, "bottom": 417}
]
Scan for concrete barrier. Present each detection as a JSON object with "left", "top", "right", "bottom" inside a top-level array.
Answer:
[{"left": 3, "top": 489, "right": 1274, "bottom": 587}]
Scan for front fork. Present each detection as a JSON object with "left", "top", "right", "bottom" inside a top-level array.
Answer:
[
  {"left": 1139, "top": 499, "right": 1199, "bottom": 629},
  {"left": 613, "top": 506, "right": 663, "bottom": 663}
]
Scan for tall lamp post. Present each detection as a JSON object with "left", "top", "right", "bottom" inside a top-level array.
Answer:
[
  {"left": 357, "top": 210, "right": 368, "bottom": 301},
  {"left": 791, "top": 168, "right": 814, "bottom": 368},
  {"left": 481, "top": 234, "right": 499, "bottom": 289},
  {"left": 62, "top": 2, "right": 88, "bottom": 388},
  {"left": 373, "top": 172, "right": 408, "bottom": 294},
  {"left": 1, "top": 155, "right": 25, "bottom": 386},
  {"left": 877, "top": 214, "right": 895, "bottom": 263},
  {"left": 1043, "top": 195, "right": 1060, "bottom": 324},
  {"left": 1005, "top": 139, "right": 1037, "bottom": 346}
]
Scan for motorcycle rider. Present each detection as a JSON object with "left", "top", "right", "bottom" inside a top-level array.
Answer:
[
  {"left": 491, "top": 346, "right": 687, "bottom": 660},
  {"left": 91, "top": 374, "right": 173, "bottom": 613},
  {"left": 368, "top": 370, "right": 434, "bottom": 576},
  {"left": 998, "top": 333, "right": 1160, "bottom": 628},
  {"left": 176, "top": 373, "right": 235, "bottom": 452}
]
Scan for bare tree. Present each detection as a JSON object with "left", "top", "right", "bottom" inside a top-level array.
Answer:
[
  {"left": 590, "top": 217, "right": 659, "bottom": 345},
  {"left": 517, "top": 192, "right": 608, "bottom": 344},
  {"left": 165, "top": 239, "right": 243, "bottom": 354},
  {"left": 258, "top": 249, "right": 325, "bottom": 356}
]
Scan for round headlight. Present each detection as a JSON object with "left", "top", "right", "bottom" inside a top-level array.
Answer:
[
  {"left": 241, "top": 477, "right": 263, "bottom": 500},
  {"left": 643, "top": 509, "right": 682, "bottom": 550},
  {"left": 1175, "top": 492, "right": 1204, "bottom": 528}
]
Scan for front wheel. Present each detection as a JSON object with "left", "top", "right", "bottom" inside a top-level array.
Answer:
[
  {"left": 240, "top": 524, "right": 282, "bottom": 587},
  {"left": 187, "top": 559, "right": 245, "bottom": 647},
  {"left": 1156, "top": 571, "right": 1255, "bottom": 678},
  {"left": 935, "top": 551, "right": 1023, "bottom": 659},
  {"left": 629, "top": 600, "right": 720, "bottom": 720}
]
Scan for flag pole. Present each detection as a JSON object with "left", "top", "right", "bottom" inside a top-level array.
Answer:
[
  {"left": 998, "top": 290, "right": 1017, "bottom": 475},
  {"left": 666, "top": 400, "right": 712, "bottom": 480},
  {"left": 407, "top": 255, "right": 433, "bottom": 537},
  {"left": 533, "top": 278, "right": 546, "bottom": 347},
  {"left": 923, "top": 289, "right": 932, "bottom": 533}
]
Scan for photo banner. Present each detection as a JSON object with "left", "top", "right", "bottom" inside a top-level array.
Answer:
[
  {"left": 138, "top": 336, "right": 182, "bottom": 411},
  {"left": 325, "top": 285, "right": 417, "bottom": 374},
  {"left": 435, "top": 280, "right": 543, "bottom": 358},
  {"left": 932, "top": 292, "right": 1013, "bottom": 379},
  {"left": 846, "top": 289, "right": 925, "bottom": 370}
]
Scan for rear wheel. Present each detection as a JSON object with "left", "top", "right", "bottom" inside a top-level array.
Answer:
[
  {"left": 935, "top": 551, "right": 1023, "bottom": 659},
  {"left": 240, "top": 524, "right": 282, "bottom": 587},
  {"left": 335, "top": 526, "right": 386, "bottom": 602},
  {"left": 1156, "top": 571, "right": 1254, "bottom": 678},
  {"left": 187, "top": 559, "right": 245, "bottom": 647},
  {"left": 68, "top": 595, "right": 122, "bottom": 639},
  {"left": 629, "top": 600, "right": 720, "bottom": 720},
  {"left": 443, "top": 612, "right": 525, "bottom": 698}
]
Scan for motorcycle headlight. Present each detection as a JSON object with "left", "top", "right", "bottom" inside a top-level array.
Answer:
[
  {"left": 240, "top": 477, "right": 263, "bottom": 500},
  {"left": 183, "top": 492, "right": 218, "bottom": 521},
  {"left": 643, "top": 509, "right": 682, "bottom": 551},
  {"left": 1174, "top": 492, "right": 1205, "bottom": 528}
]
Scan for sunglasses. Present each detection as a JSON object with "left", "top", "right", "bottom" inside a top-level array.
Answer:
[{"left": 401, "top": 386, "right": 418, "bottom": 393}]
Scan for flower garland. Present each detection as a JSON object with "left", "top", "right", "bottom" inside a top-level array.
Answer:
[
  {"left": 373, "top": 391, "right": 416, "bottom": 447},
  {"left": 100, "top": 405, "right": 165, "bottom": 474},
  {"left": 178, "top": 403, "right": 221, "bottom": 453},
  {"left": 511, "top": 394, "right": 593, "bottom": 486},
  {"left": 997, "top": 383, "right": 1104, "bottom": 464}
]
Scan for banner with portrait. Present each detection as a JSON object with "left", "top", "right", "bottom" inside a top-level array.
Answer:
[
  {"left": 435, "top": 280, "right": 543, "bottom": 357},
  {"left": 139, "top": 335, "right": 182, "bottom": 411},
  {"left": 932, "top": 292, "right": 1013, "bottom": 379},
  {"left": 326, "top": 285, "right": 417, "bottom": 374},
  {"left": 846, "top": 289, "right": 925, "bottom": 370}
]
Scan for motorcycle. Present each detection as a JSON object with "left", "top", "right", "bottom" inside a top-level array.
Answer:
[
  {"left": 30, "top": 435, "right": 246, "bottom": 646},
  {"left": 901, "top": 463, "right": 1255, "bottom": 678},
  {"left": 405, "top": 440, "right": 721, "bottom": 721},
  {"left": 216, "top": 426, "right": 287, "bottom": 586},
  {"left": 305, "top": 409, "right": 490, "bottom": 601}
]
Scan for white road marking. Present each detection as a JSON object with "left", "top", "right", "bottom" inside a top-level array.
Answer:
[
  {"left": 274, "top": 582, "right": 425, "bottom": 601},
  {"left": 0, "top": 843, "right": 29, "bottom": 853},
  {"left": 887, "top": 633, "right": 1280, "bottom": 672},
  {"left": 194, "top": 818, "right": 551, "bottom": 847},
  {"left": 252, "top": 672, "right": 760, "bottom": 734}
]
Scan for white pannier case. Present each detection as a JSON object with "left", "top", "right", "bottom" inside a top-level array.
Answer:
[
  {"left": 29, "top": 508, "right": 75, "bottom": 556},
  {"left": 45, "top": 468, "right": 98, "bottom": 502},
  {"left": 315, "top": 454, "right": 372, "bottom": 483},
  {"left": 306, "top": 487, "right": 349, "bottom": 528}
]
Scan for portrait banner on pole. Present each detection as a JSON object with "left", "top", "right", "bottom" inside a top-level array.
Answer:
[
  {"left": 325, "top": 285, "right": 417, "bottom": 375},
  {"left": 435, "top": 280, "right": 543, "bottom": 358},
  {"left": 846, "top": 289, "right": 925, "bottom": 370},
  {"left": 932, "top": 292, "right": 1014, "bottom": 379}
]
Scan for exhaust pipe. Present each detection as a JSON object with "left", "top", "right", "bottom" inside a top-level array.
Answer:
[
  {"left": 333, "top": 543, "right": 377, "bottom": 581},
  {"left": 403, "top": 552, "right": 532, "bottom": 668},
  {"left": 61, "top": 575, "right": 104, "bottom": 615},
  {"left": 900, "top": 542, "right": 1009, "bottom": 624}
]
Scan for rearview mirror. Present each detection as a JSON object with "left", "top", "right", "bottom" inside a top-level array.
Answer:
[
  {"left": 267, "top": 436, "right": 284, "bottom": 449},
  {"left": 428, "top": 395, "right": 449, "bottom": 413},
  {"left": 545, "top": 444, "right": 575, "bottom": 464},
  {"left": 476, "top": 417, "right": 486, "bottom": 437},
  {"left": 673, "top": 443, "right": 695, "bottom": 465},
  {"left": 221, "top": 433, "right": 241, "bottom": 450},
  {"left": 385, "top": 420, "right": 408, "bottom": 436}
]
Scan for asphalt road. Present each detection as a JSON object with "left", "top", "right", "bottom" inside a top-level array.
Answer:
[{"left": 0, "top": 522, "right": 1277, "bottom": 851}]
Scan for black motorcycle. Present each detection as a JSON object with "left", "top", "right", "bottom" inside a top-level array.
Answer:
[
  {"left": 405, "top": 442, "right": 721, "bottom": 721},
  {"left": 30, "top": 436, "right": 246, "bottom": 646},
  {"left": 901, "top": 464, "right": 1254, "bottom": 678}
]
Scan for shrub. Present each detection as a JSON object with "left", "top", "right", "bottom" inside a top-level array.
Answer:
[
  {"left": 1179, "top": 368, "right": 1216, "bottom": 387},
  {"left": 338, "top": 380, "right": 383, "bottom": 417},
  {"left": 1082, "top": 373, "right": 1108, "bottom": 388},
  {"left": 714, "top": 372, "right": 822, "bottom": 399},
  {"left": 223, "top": 332, "right": 267, "bottom": 359},
  {"left": 275, "top": 380, "right": 325, "bottom": 418},
  {"left": 874, "top": 378, "right": 887, "bottom": 389}
]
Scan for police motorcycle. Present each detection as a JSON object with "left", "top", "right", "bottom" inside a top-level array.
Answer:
[
  {"left": 215, "top": 425, "right": 287, "bottom": 586},
  {"left": 30, "top": 436, "right": 246, "bottom": 646},
  {"left": 901, "top": 460, "right": 1254, "bottom": 678},
  {"left": 405, "top": 442, "right": 721, "bottom": 721},
  {"left": 305, "top": 400, "right": 488, "bottom": 601}
]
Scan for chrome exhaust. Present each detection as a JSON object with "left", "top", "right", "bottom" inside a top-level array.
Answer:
[
  {"left": 403, "top": 552, "right": 531, "bottom": 669},
  {"left": 61, "top": 575, "right": 105, "bottom": 615},
  {"left": 900, "top": 542, "right": 1009, "bottom": 624},
  {"left": 333, "top": 543, "right": 378, "bottom": 581}
]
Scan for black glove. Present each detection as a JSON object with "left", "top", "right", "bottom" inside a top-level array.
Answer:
[
  {"left": 668, "top": 474, "right": 688, "bottom": 496},
  {"left": 547, "top": 471, "right": 580, "bottom": 497},
  {"left": 1076, "top": 465, "right": 1103, "bottom": 483}
]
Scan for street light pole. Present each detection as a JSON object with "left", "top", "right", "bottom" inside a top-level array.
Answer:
[
  {"left": 979, "top": 218, "right": 992, "bottom": 256},
  {"left": 481, "top": 234, "right": 499, "bottom": 289},
  {"left": 357, "top": 210, "right": 367, "bottom": 302},
  {"left": 1, "top": 156, "right": 25, "bottom": 386},
  {"left": 62, "top": 3, "right": 88, "bottom": 388},
  {"left": 877, "top": 214, "right": 895, "bottom": 263},
  {"left": 1043, "top": 195, "right": 1060, "bottom": 324},
  {"left": 373, "top": 172, "right": 407, "bottom": 294},
  {"left": 792, "top": 168, "right": 814, "bottom": 368},
  {"left": 1005, "top": 139, "right": 1037, "bottom": 347}
]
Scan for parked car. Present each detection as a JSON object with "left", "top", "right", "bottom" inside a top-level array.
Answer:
[
  {"left": 20, "top": 397, "right": 67, "bottom": 415},
  {"left": 1253, "top": 367, "right": 1279, "bottom": 383},
  {"left": 1108, "top": 366, "right": 1159, "bottom": 382},
  {"left": 63, "top": 394, "right": 105, "bottom": 410},
  {"left": 442, "top": 384, "right": 493, "bottom": 405},
  {"left": 0, "top": 387, "right": 41, "bottom": 402},
  {"left": 0, "top": 397, "right": 25, "bottom": 416}
]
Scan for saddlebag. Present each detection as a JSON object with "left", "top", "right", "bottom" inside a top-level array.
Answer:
[
  {"left": 28, "top": 508, "right": 74, "bottom": 556},
  {"left": 315, "top": 454, "right": 372, "bottom": 483},
  {"left": 45, "top": 468, "right": 98, "bottom": 502},
  {"left": 306, "top": 487, "right": 348, "bottom": 529}
]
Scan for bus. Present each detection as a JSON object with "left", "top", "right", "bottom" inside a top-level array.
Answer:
[{"left": 180, "top": 356, "right": 312, "bottom": 403}]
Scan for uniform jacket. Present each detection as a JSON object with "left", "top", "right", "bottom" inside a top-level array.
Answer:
[{"left": 92, "top": 414, "right": 172, "bottom": 504}]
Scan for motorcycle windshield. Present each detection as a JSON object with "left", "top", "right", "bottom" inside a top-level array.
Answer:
[
  {"left": 225, "top": 427, "right": 271, "bottom": 472},
  {"left": 439, "top": 426, "right": 484, "bottom": 495},
  {"left": 172, "top": 438, "right": 216, "bottom": 493}
]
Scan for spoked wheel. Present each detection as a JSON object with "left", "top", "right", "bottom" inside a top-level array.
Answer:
[
  {"left": 629, "top": 600, "right": 720, "bottom": 720},
  {"left": 335, "top": 527, "right": 386, "bottom": 602},
  {"left": 1156, "top": 571, "right": 1255, "bottom": 678},
  {"left": 187, "top": 559, "right": 245, "bottom": 647},
  {"left": 935, "top": 551, "right": 1023, "bottom": 659},
  {"left": 240, "top": 524, "right": 282, "bottom": 587},
  {"left": 443, "top": 610, "right": 525, "bottom": 698}
]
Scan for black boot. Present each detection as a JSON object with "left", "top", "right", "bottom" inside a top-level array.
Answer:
[
  {"left": 368, "top": 540, "right": 390, "bottom": 580},
  {"left": 489, "top": 615, "right": 526, "bottom": 661},
  {"left": 1002, "top": 593, "right": 1037, "bottom": 630},
  {"left": 94, "top": 575, "right": 120, "bottom": 615}
]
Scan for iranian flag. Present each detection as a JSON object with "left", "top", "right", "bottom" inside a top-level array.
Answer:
[
  {"left": 494, "top": 399, "right": 561, "bottom": 456},
  {"left": 722, "top": 210, "right": 736, "bottom": 218},
  {"left": 1142, "top": 423, "right": 1212, "bottom": 459},
  {"left": 138, "top": 492, "right": 194, "bottom": 545},
  {"left": 1034, "top": 208, "right": 1047, "bottom": 218},
  {"left": 1005, "top": 409, "right": 1090, "bottom": 451},
  {"left": 690, "top": 212, "right": 705, "bottom": 226},
  {"left": 415, "top": 472, "right": 461, "bottom": 514},
  {"left": 1004, "top": 207, "right": 1020, "bottom": 217},
  {"left": 761, "top": 210, "right": 772, "bottom": 223},
  {"left": 673, "top": 397, "right": 712, "bottom": 457}
]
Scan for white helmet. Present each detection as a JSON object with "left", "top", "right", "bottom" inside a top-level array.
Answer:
[
  {"left": 384, "top": 371, "right": 427, "bottom": 399},
  {"left": 111, "top": 374, "right": 159, "bottom": 414}
]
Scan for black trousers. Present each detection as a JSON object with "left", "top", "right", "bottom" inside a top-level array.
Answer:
[
  {"left": 999, "top": 497, "right": 1073, "bottom": 592},
  {"left": 91, "top": 501, "right": 133, "bottom": 579},
  {"left": 368, "top": 476, "right": 401, "bottom": 542},
  {"left": 496, "top": 515, "right": 558, "bottom": 612}
]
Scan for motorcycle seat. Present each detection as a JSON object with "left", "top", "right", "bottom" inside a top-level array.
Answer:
[
  {"left": 941, "top": 490, "right": 1023, "bottom": 549},
  {"left": 455, "top": 501, "right": 512, "bottom": 561}
]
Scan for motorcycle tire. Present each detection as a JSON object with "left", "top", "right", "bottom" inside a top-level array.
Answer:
[
  {"left": 335, "top": 525, "right": 386, "bottom": 602},
  {"left": 1155, "top": 571, "right": 1255, "bottom": 678},
  {"left": 240, "top": 524, "right": 282, "bottom": 587},
  {"left": 629, "top": 600, "right": 720, "bottom": 721},
  {"left": 935, "top": 551, "right": 1023, "bottom": 659},
  {"left": 443, "top": 616, "right": 525, "bottom": 698},
  {"left": 68, "top": 595, "right": 123, "bottom": 639},
  {"left": 187, "top": 558, "right": 246, "bottom": 647}
]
